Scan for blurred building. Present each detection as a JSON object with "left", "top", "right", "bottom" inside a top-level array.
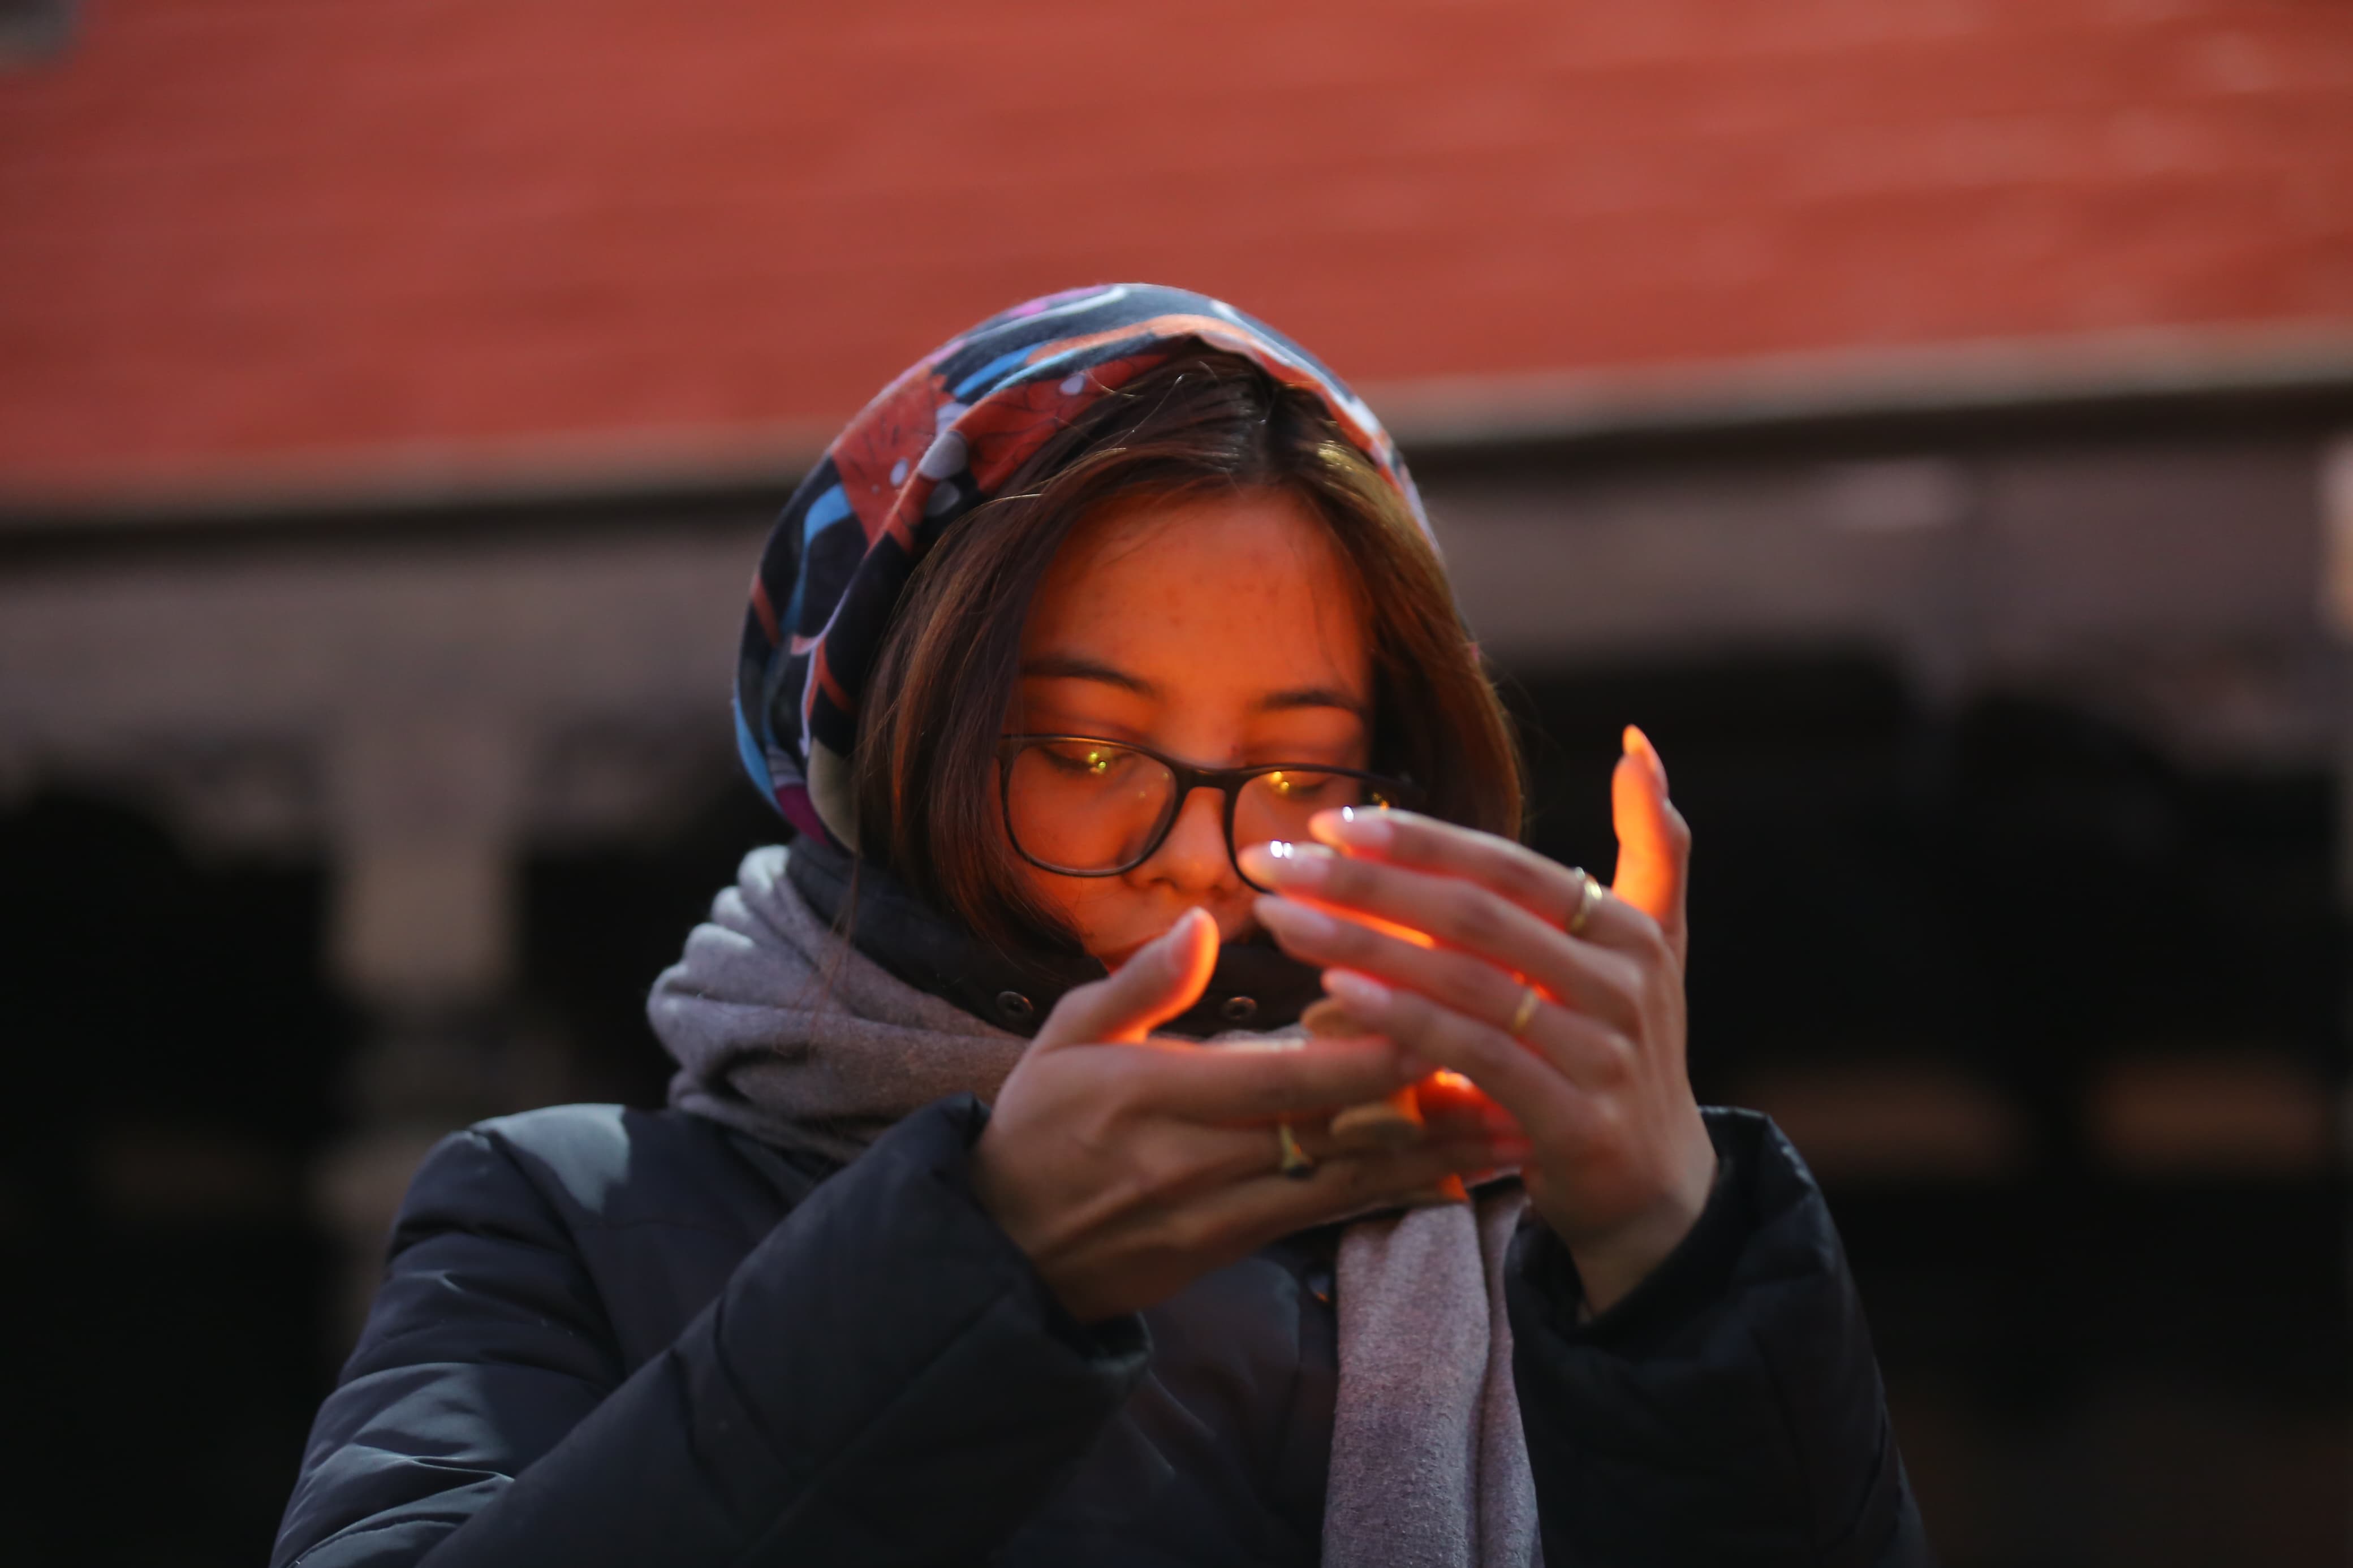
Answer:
[{"left": 3, "top": 5, "right": 2351, "bottom": 1563}]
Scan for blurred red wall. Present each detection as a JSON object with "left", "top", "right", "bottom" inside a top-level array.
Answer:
[{"left": 2, "top": 0, "right": 2350, "bottom": 490}]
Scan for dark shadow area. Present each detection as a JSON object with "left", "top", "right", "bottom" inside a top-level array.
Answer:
[
  {"left": 0, "top": 793, "right": 351, "bottom": 1568},
  {"left": 6, "top": 653, "right": 2343, "bottom": 1565},
  {"left": 519, "top": 779, "right": 783, "bottom": 1111},
  {"left": 1501, "top": 649, "right": 2350, "bottom": 1565}
]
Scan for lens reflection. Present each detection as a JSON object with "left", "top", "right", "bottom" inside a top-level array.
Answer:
[
  {"left": 1005, "top": 740, "right": 1177, "bottom": 873},
  {"left": 1232, "top": 768, "right": 1372, "bottom": 861},
  {"left": 1005, "top": 738, "right": 1388, "bottom": 878}
]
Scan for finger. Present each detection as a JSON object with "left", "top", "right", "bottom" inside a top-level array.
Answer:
[
  {"left": 1229, "top": 1072, "right": 1521, "bottom": 1152},
  {"left": 1255, "top": 888, "right": 1644, "bottom": 1039},
  {"left": 1191, "top": 1131, "right": 1531, "bottom": 1243},
  {"left": 1176, "top": 1111, "right": 1514, "bottom": 1187},
  {"left": 1302, "top": 808, "right": 1660, "bottom": 958},
  {"left": 1611, "top": 725, "right": 1691, "bottom": 960},
  {"left": 1098, "top": 1086, "right": 1514, "bottom": 1207},
  {"left": 1035, "top": 906, "right": 1218, "bottom": 1048},
  {"left": 1278, "top": 914, "right": 1635, "bottom": 1094},
  {"left": 1130, "top": 1034, "right": 1428, "bottom": 1121},
  {"left": 1317, "top": 968, "right": 1594, "bottom": 1152}
]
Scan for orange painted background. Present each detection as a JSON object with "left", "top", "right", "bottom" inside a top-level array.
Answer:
[{"left": 2, "top": 0, "right": 2350, "bottom": 489}]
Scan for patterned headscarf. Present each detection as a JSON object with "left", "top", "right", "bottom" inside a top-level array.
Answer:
[{"left": 735, "top": 283, "right": 1430, "bottom": 849}]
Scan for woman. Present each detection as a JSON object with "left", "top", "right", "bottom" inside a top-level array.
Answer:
[{"left": 275, "top": 286, "right": 1930, "bottom": 1566}]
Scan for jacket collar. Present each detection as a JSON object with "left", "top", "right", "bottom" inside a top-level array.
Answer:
[{"left": 784, "top": 836, "right": 1325, "bottom": 1039}]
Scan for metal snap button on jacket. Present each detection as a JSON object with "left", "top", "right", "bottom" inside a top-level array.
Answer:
[
  {"left": 1220, "top": 996, "right": 1258, "bottom": 1022},
  {"left": 996, "top": 990, "right": 1035, "bottom": 1023}
]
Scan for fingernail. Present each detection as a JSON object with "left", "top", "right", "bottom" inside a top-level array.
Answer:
[
  {"left": 1315, "top": 806, "right": 1394, "bottom": 852},
  {"left": 1239, "top": 839, "right": 1333, "bottom": 887},
  {"left": 1623, "top": 724, "right": 1667, "bottom": 790},
  {"left": 1158, "top": 906, "right": 1210, "bottom": 962},
  {"left": 1322, "top": 968, "right": 1391, "bottom": 1012},
  {"left": 1255, "top": 896, "right": 1338, "bottom": 941}
]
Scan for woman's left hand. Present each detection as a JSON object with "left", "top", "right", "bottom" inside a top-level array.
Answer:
[{"left": 1242, "top": 727, "right": 1716, "bottom": 1315}]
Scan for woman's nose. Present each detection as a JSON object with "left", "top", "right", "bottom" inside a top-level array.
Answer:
[{"left": 1142, "top": 785, "right": 1239, "bottom": 892}]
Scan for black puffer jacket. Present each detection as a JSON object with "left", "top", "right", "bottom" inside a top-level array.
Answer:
[{"left": 274, "top": 1090, "right": 1931, "bottom": 1565}]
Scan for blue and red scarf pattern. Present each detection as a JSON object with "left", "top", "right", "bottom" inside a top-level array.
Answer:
[{"left": 734, "top": 283, "right": 1428, "bottom": 848}]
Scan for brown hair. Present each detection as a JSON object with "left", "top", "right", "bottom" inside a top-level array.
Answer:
[{"left": 851, "top": 352, "right": 1523, "bottom": 953}]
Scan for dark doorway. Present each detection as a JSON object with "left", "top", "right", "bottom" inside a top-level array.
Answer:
[
  {"left": 0, "top": 792, "right": 351, "bottom": 1567},
  {"left": 1501, "top": 650, "right": 2350, "bottom": 1563},
  {"left": 519, "top": 778, "right": 783, "bottom": 1111}
]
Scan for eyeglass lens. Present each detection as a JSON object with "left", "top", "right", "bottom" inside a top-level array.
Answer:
[{"left": 1005, "top": 740, "right": 1387, "bottom": 877}]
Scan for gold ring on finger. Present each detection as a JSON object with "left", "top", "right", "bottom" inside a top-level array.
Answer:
[
  {"left": 1276, "top": 1120, "right": 1317, "bottom": 1180},
  {"left": 1567, "top": 872, "right": 1606, "bottom": 936},
  {"left": 1507, "top": 983, "right": 1542, "bottom": 1040}
]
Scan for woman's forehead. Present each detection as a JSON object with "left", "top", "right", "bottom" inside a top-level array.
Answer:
[{"left": 1021, "top": 491, "right": 1371, "bottom": 702}]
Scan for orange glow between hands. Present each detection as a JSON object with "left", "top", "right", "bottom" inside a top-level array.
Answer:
[
  {"left": 1343, "top": 908, "right": 1438, "bottom": 949},
  {"left": 1414, "top": 1068, "right": 1498, "bottom": 1115}
]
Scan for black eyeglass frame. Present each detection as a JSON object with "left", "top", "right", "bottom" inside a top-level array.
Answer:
[{"left": 995, "top": 733, "right": 1424, "bottom": 889}]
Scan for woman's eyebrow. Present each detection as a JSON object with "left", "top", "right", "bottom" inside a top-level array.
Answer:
[
  {"left": 1021, "top": 656, "right": 1364, "bottom": 717},
  {"left": 1257, "top": 685, "right": 1370, "bottom": 718},
  {"left": 1018, "top": 654, "right": 1157, "bottom": 697}
]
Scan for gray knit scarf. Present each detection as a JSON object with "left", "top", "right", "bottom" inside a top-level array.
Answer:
[{"left": 650, "top": 846, "right": 1540, "bottom": 1567}]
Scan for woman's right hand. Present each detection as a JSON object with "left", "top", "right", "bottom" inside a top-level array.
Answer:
[{"left": 971, "top": 908, "right": 1524, "bottom": 1323}]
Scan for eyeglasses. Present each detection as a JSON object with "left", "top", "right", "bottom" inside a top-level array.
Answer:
[{"left": 997, "top": 734, "right": 1422, "bottom": 891}]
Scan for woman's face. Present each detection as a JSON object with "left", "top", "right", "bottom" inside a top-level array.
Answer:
[{"left": 1006, "top": 488, "right": 1373, "bottom": 967}]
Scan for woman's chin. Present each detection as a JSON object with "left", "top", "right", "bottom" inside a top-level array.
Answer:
[{"left": 1096, "top": 936, "right": 1151, "bottom": 970}]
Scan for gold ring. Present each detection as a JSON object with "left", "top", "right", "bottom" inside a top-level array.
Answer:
[
  {"left": 1567, "top": 872, "right": 1606, "bottom": 936},
  {"left": 1276, "top": 1121, "right": 1316, "bottom": 1180},
  {"left": 1507, "top": 983, "right": 1542, "bottom": 1040}
]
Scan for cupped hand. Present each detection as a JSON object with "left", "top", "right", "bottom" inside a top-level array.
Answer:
[
  {"left": 1242, "top": 727, "right": 1716, "bottom": 1315},
  {"left": 971, "top": 907, "right": 1524, "bottom": 1324}
]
